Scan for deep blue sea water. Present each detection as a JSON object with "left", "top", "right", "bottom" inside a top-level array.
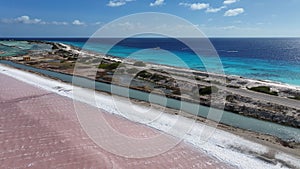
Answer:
[{"left": 2, "top": 38, "right": 300, "bottom": 86}]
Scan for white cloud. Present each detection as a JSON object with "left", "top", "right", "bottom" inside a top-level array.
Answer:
[
  {"left": 179, "top": 2, "right": 209, "bottom": 10},
  {"left": 16, "top": 16, "right": 41, "bottom": 24},
  {"left": 51, "top": 21, "right": 69, "bottom": 25},
  {"left": 2, "top": 15, "right": 42, "bottom": 24},
  {"left": 72, "top": 20, "right": 85, "bottom": 25},
  {"left": 224, "top": 8, "right": 244, "bottom": 16},
  {"left": 223, "top": 0, "right": 239, "bottom": 5},
  {"left": 206, "top": 6, "right": 226, "bottom": 13},
  {"left": 150, "top": 0, "right": 165, "bottom": 7},
  {"left": 190, "top": 3, "right": 209, "bottom": 10},
  {"left": 0, "top": 16, "right": 71, "bottom": 26},
  {"left": 107, "top": 1, "right": 126, "bottom": 7},
  {"left": 107, "top": 0, "right": 134, "bottom": 7}
]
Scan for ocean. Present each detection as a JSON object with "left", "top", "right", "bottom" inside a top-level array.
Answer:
[{"left": 1, "top": 38, "right": 300, "bottom": 86}]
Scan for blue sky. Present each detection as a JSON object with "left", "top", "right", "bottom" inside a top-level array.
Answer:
[{"left": 0, "top": 0, "right": 300, "bottom": 37}]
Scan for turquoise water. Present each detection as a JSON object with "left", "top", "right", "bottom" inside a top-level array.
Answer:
[
  {"left": 1, "top": 60, "right": 300, "bottom": 142},
  {"left": 1, "top": 38, "right": 300, "bottom": 85},
  {"left": 0, "top": 41, "right": 52, "bottom": 57},
  {"left": 56, "top": 38, "right": 300, "bottom": 86}
]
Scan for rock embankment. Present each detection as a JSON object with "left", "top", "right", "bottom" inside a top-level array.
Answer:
[{"left": 225, "top": 94, "right": 300, "bottom": 128}]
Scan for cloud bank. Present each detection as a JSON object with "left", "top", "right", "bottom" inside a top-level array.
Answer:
[
  {"left": 1, "top": 16, "right": 42, "bottom": 24},
  {"left": 0, "top": 16, "right": 87, "bottom": 26}
]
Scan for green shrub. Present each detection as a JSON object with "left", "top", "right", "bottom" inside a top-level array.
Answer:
[
  {"left": 108, "top": 62, "right": 121, "bottom": 69},
  {"left": 98, "top": 62, "right": 123, "bottom": 70},
  {"left": 137, "top": 70, "right": 152, "bottom": 78},
  {"left": 60, "top": 62, "right": 74, "bottom": 69},
  {"left": 150, "top": 74, "right": 165, "bottom": 82},
  {"left": 195, "top": 77, "right": 202, "bottom": 81},
  {"left": 288, "top": 95, "right": 300, "bottom": 100},
  {"left": 227, "top": 85, "right": 240, "bottom": 89},
  {"left": 172, "top": 89, "right": 181, "bottom": 95},
  {"left": 293, "top": 96, "right": 300, "bottom": 100},
  {"left": 248, "top": 86, "right": 278, "bottom": 96},
  {"left": 98, "top": 63, "right": 109, "bottom": 69},
  {"left": 199, "top": 86, "right": 218, "bottom": 95}
]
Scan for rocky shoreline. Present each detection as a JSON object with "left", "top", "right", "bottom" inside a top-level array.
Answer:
[{"left": 1, "top": 40, "right": 300, "bottom": 130}]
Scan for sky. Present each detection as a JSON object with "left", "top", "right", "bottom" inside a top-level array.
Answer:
[{"left": 0, "top": 0, "right": 300, "bottom": 37}]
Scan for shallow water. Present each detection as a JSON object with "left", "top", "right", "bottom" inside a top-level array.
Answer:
[
  {"left": 1, "top": 60, "right": 299, "bottom": 142},
  {"left": 54, "top": 38, "right": 300, "bottom": 86},
  {"left": 0, "top": 41, "right": 52, "bottom": 57},
  {"left": 1, "top": 38, "right": 300, "bottom": 85}
]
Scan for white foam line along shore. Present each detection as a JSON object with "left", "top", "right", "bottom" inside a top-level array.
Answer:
[
  {"left": 64, "top": 42, "right": 300, "bottom": 91},
  {"left": 0, "top": 63, "right": 299, "bottom": 169}
]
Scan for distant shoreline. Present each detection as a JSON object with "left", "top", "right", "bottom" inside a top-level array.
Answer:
[
  {"left": 1, "top": 38, "right": 300, "bottom": 86},
  {"left": 1, "top": 40, "right": 300, "bottom": 129},
  {"left": 1, "top": 37, "right": 300, "bottom": 39}
]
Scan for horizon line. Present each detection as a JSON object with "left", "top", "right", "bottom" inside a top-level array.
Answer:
[{"left": 1, "top": 36, "right": 300, "bottom": 39}]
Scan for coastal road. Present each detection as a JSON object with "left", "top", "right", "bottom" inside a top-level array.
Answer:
[
  {"left": 225, "top": 87, "right": 300, "bottom": 109},
  {"left": 159, "top": 71, "right": 300, "bottom": 110},
  {"left": 0, "top": 73, "right": 233, "bottom": 169}
]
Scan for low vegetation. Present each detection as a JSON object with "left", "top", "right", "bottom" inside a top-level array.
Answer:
[
  {"left": 248, "top": 86, "right": 278, "bottom": 96},
  {"left": 199, "top": 86, "right": 218, "bottom": 95},
  {"left": 172, "top": 89, "right": 181, "bottom": 95},
  {"left": 288, "top": 95, "right": 300, "bottom": 100},
  {"left": 150, "top": 74, "right": 166, "bottom": 82},
  {"left": 49, "top": 62, "right": 74, "bottom": 69},
  {"left": 98, "top": 62, "right": 124, "bottom": 70},
  {"left": 227, "top": 85, "right": 240, "bottom": 89},
  {"left": 195, "top": 77, "right": 202, "bottom": 81},
  {"left": 137, "top": 70, "right": 152, "bottom": 78}
]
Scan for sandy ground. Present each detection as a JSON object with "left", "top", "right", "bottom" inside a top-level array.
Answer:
[{"left": 0, "top": 73, "right": 232, "bottom": 168}]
